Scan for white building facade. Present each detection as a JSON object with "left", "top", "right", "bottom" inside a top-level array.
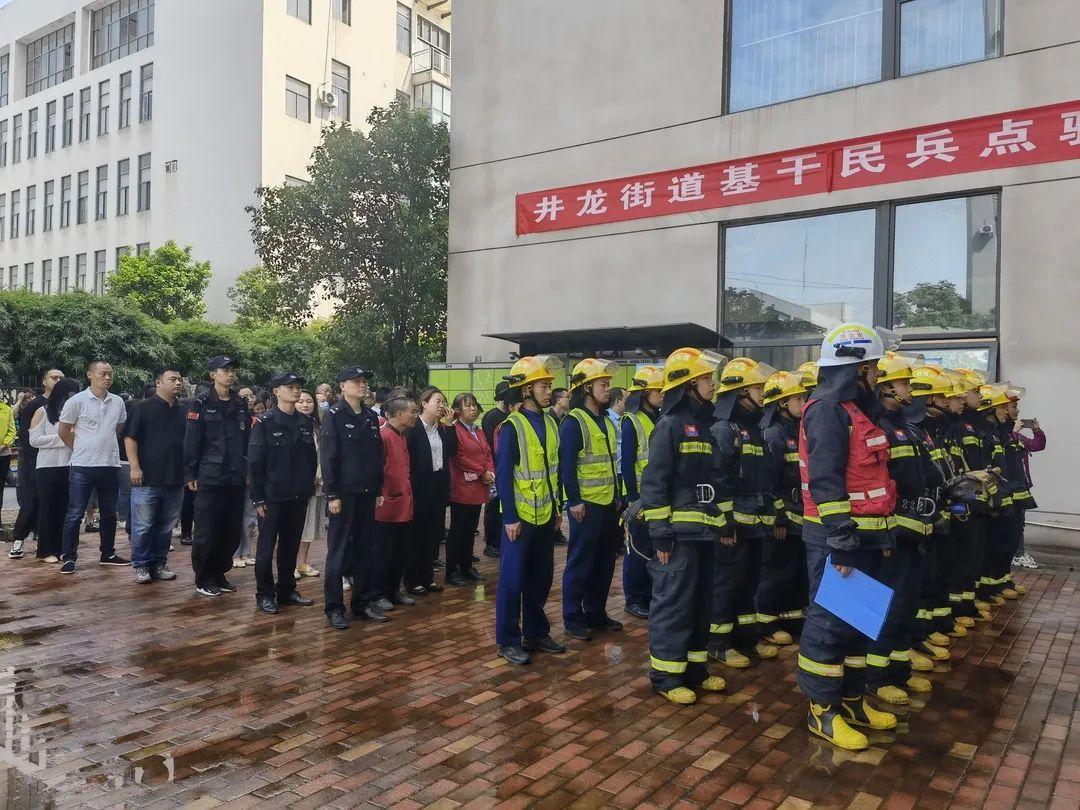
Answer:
[
  {"left": 0, "top": 0, "right": 451, "bottom": 317},
  {"left": 449, "top": 0, "right": 1080, "bottom": 526}
]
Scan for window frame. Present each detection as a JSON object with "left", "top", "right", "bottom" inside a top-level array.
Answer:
[
  {"left": 27, "top": 107, "right": 38, "bottom": 158},
  {"left": 285, "top": 75, "right": 311, "bottom": 122},
  {"left": 90, "top": 0, "right": 155, "bottom": 70},
  {"left": 45, "top": 100, "right": 57, "bottom": 152},
  {"left": 139, "top": 63, "right": 153, "bottom": 122},
  {"left": 333, "top": 0, "right": 351, "bottom": 25},
  {"left": 96, "top": 164, "right": 109, "bottom": 220},
  {"left": 330, "top": 60, "right": 350, "bottom": 122},
  {"left": 98, "top": 79, "right": 110, "bottom": 136},
  {"left": 24, "top": 23, "right": 75, "bottom": 97},
  {"left": 119, "top": 71, "right": 132, "bottom": 128},
  {"left": 396, "top": 3, "right": 412, "bottom": 55},
  {"left": 287, "top": 0, "right": 312, "bottom": 24},
  {"left": 137, "top": 152, "right": 151, "bottom": 212}
]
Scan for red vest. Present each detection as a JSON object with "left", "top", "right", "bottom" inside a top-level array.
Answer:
[
  {"left": 450, "top": 421, "right": 495, "bottom": 506},
  {"left": 799, "top": 399, "right": 896, "bottom": 519}
]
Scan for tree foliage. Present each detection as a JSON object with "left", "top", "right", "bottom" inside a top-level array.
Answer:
[
  {"left": 893, "top": 281, "right": 996, "bottom": 331},
  {"left": 227, "top": 265, "right": 291, "bottom": 329},
  {"left": 108, "top": 241, "right": 212, "bottom": 323}
]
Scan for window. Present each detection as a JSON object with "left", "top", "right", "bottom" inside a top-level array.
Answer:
[
  {"left": 42, "top": 259, "right": 53, "bottom": 295},
  {"left": 24, "top": 24, "right": 75, "bottom": 97},
  {"left": 136, "top": 242, "right": 150, "bottom": 255},
  {"left": 91, "top": 0, "right": 155, "bottom": 69},
  {"left": 285, "top": 76, "right": 310, "bottom": 121},
  {"left": 25, "top": 185, "right": 36, "bottom": 235},
  {"left": 284, "top": 175, "right": 309, "bottom": 187},
  {"left": 137, "top": 153, "right": 151, "bottom": 211},
  {"left": 9, "top": 189, "right": 19, "bottom": 239},
  {"left": 139, "top": 63, "right": 153, "bottom": 122},
  {"left": 12, "top": 113, "right": 21, "bottom": 163},
  {"left": 331, "top": 61, "right": 350, "bottom": 121},
  {"left": 94, "top": 250, "right": 107, "bottom": 293},
  {"left": 43, "top": 180, "right": 55, "bottom": 231},
  {"left": 77, "top": 170, "right": 89, "bottom": 224},
  {"left": 27, "top": 108, "right": 38, "bottom": 158},
  {"left": 62, "top": 94, "right": 74, "bottom": 146},
  {"left": 75, "top": 254, "right": 87, "bottom": 290},
  {"left": 24, "top": 263, "right": 34, "bottom": 292},
  {"left": 7, "top": 267, "right": 16, "bottom": 290},
  {"left": 0, "top": 193, "right": 5, "bottom": 242},
  {"left": 58, "top": 256, "right": 70, "bottom": 292},
  {"left": 333, "top": 0, "right": 351, "bottom": 25},
  {"left": 413, "top": 82, "right": 450, "bottom": 126},
  {"left": 0, "top": 54, "right": 8, "bottom": 107},
  {"left": 396, "top": 4, "right": 412, "bottom": 54},
  {"left": 900, "top": 0, "right": 1002, "bottom": 75},
  {"left": 117, "top": 159, "right": 130, "bottom": 216},
  {"left": 116, "top": 245, "right": 131, "bottom": 269},
  {"left": 45, "top": 101, "right": 57, "bottom": 152},
  {"left": 96, "top": 165, "right": 109, "bottom": 220},
  {"left": 119, "top": 72, "right": 132, "bottom": 128},
  {"left": 287, "top": 0, "right": 312, "bottom": 24},
  {"left": 79, "top": 87, "right": 91, "bottom": 141},
  {"left": 98, "top": 80, "right": 110, "bottom": 135},
  {"left": 0, "top": 120, "right": 7, "bottom": 167},
  {"left": 891, "top": 194, "right": 998, "bottom": 334},
  {"left": 60, "top": 176, "right": 72, "bottom": 228},
  {"left": 416, "top": 16, "right": 450, "bottom": 54}
]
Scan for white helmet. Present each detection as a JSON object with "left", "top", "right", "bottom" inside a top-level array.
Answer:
[{"left": 817, "top": 323, "right": 902, "bottom": 367}]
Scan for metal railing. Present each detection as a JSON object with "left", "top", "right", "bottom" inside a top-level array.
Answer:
[{"left": 412, "top": 46, "right": 451, "bottom": 78}]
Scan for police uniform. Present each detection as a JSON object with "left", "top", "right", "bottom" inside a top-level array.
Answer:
[
  {"left": 183, "top": 356, "right": 251, "bottom": 594},
  {"left": 248, "top": 372, "right": 319, "bottom": 612},
  {"left": 321, "top": 367, "right": 384, "bottom": 625},
  {"left": 620, "top": 397, "right": 658, "bottom": 616}
]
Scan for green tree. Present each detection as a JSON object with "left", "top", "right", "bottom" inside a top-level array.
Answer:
[
  {"left": 724, "top": 288, "right": 821, "bottom": 339},
  {"left": 892, "top": 280, "right": 996, "bottom": 331},
  {"left": 248, "top": 100, "right": 449, "bottom": 386},
  {"left": 227, "top": 265, "right": 290, "bottom": 329},
  {"left": 162, "top": 320, "right": 245, "bottom": 381},
  {"left": 108, "top": 241, "right": 212, "bottom": 323}
]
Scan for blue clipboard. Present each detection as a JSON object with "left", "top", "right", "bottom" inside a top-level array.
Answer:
[{"left": 814, "top": 556, "right": 895, "bottom": 641}]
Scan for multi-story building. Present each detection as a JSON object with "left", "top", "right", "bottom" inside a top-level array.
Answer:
[
  {"left": 0, "top": 0, "right": 451, "bottom": 317},
  {"left": 449, "top": 0, "right": 1078, "bottom": 526}
]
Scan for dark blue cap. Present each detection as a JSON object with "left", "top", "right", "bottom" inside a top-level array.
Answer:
[
  {"left": 208, "top": 355, "right": 238, "bottom": 371},
  {"left": 268, "top": 371, "right": 305, "bottom": 389},
  {"left": 337, "top": 366, "right": 373, "bottom": 383}
]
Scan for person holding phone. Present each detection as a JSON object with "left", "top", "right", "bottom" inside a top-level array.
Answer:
[
  {"left": 1012, "top": 414, "right": 1045, "bottom": 569},
  {"left": 446, "top": 393, "right": 494, "bottom": 586}
]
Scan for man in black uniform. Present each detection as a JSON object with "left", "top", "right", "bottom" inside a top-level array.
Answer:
[
  {"left": 249, "top": 372, "right": 319, "bottom": 614},
  {"left": 481, "top": 381, "right": 513, "bottom": 558},
  {"left": 184, "top": 356, "right": 251, "bottom": 597},
  {"left": 321, "top": 366, "right": 385, "bottom": 629}
]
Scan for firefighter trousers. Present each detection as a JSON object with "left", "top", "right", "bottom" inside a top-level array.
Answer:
[
  {"left": 980, "top": 510, "right": 1019, "bottom": 596},
  {"left": 708, "top": 532, "right": 761, "bottom": 654},
  {"left": 756, "top": 530, "right": 807, "bottom": 638},
  {"left": 945, "top": 517, "right": 978, "bottom": 617},
  {"left": 866, "top": 538, "right": 923, "bottom": 690},
  {"left": 648, "top": 540, "right": 714, "bottom": 693}
]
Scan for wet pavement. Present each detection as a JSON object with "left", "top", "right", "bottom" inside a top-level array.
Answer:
[{"left": 0, "top": 526, "right": 1078, "bottom": 810}]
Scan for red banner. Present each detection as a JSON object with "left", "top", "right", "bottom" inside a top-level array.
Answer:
[{"left": 516, "top": 99, "right": 1080, "bottom": 236}]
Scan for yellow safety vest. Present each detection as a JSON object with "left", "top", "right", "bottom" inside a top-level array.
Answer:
[
  {"left": 621, "top": 410, "right": 654, "bottom": 496},
  {"left": 506, "top": 409, "right": 560, "bottom": 526},
  {"left": 569, "top": 407, "right": 617, "bottom": 506}
]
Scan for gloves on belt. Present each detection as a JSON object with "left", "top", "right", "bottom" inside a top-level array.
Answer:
[{"left": 621, "top": 499, "right": 642, "bottom": 527}]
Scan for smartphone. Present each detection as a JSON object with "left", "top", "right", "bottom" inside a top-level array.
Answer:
[{"left": 1019, "top": 418, "right": 1036, "bottom": 428}]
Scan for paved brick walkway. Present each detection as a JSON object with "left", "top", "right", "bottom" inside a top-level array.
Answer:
[{"left": 0, "top": 528, "right": 1078, "bottom": 809}]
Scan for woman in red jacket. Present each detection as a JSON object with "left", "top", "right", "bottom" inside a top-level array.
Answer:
[
  {"left": 371, "top": 394, "right": 418, "bottom": 613},
  {"left": 446, "top": 393, "right": 494, "bottom": 586}
]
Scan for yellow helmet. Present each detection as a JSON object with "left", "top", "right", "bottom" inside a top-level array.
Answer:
[
  {"left": 569, "top": 357, "right": 617, "bottom": 391},
  {"left": 505, "top": 354, "right": 563, "bottom": 389},
  {"left": 661, "top": 348, "right": 727, "bottom": 393},
  {"left": 877, "top": 351, "right": 914, "bottom": 385},
  {"left": 716, "top": 357, "right": 778, "bottom": 395},
  {"left": 796, "top": 361, "right": 819, "bottom": 389},
  {"left": 952, "top": 368, "right": 987, "bottom": 394},
  {"left": 978, "top": 382, "right": 1012, "bottom": 410},
  {"left": 629, "top": 365, "right": 664, "bottom": 393},
  {"left": 763, "top": 370, "right": 809, "bottom": 406},
  {"left": 909, "top": 364, "right": 951, "bottom": 397}
]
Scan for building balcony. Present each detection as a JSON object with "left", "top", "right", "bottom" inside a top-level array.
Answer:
[{"left": 412, "top": 46, "right": 450, "bottom": 82}]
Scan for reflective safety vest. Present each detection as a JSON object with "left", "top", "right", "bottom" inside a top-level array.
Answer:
[
  {"left": 798, "top": 399, "right": 897, "bottom": 528},
  {"left": 506, "top": 409, "right": 560, "bottom": 525},
  {"left": 621, "top": 410, "right": 655, "bottom": 496},
  {"left": 569, "top": 407, "right": 618, "bottom": 506}
]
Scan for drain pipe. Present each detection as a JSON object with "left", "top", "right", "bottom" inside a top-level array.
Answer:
[{"left": 1026, "top": 520, "right": 1080, "bottom": 532}]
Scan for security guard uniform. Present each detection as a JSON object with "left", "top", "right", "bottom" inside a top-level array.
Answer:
[
  {"left": 620, "top": 365, "right": 663, "bottom": 618},
  {"left": 183, "top": 356, "right": 251, "bottom": 594},
  {"left": 640, "top": 347, "right": 728, "bottom": 704},
  {"left": 248, "top": 372, "right": 319, "bottom": 612}
]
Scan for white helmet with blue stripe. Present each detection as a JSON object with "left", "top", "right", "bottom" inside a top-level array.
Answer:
[{"left": 817, "top": 323, "right": 902, "bottom": 367}]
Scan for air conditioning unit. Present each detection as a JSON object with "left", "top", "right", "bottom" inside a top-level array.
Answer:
[{"left": 318, "top": 90, "right": 338, "bottom": 109}]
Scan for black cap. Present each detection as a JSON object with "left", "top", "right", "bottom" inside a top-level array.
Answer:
[
  {"left": 494, "top": 380, "right": 511, "bottom": 401},
  {"left": 208, "top": 355, "right": 238, "bottom": 371},
  {"left": 337, "top": 366, "right": 374, "bottom": 384},
  {"left": 268, "top": 371, "right": 305, "bottom": 389}
]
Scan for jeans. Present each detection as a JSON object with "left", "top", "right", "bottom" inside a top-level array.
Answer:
[
  {"left": 130, "top": 486, "right": 184, "bottom": 569},
  {"left": 238, "top": 487, "right": 258, "bottom": 558},
  {"left": 61, "top": 466, "right": 119, "bottom": 562},
  {"left": 117, "top": 463, "right": 132, "bottom": 526}
]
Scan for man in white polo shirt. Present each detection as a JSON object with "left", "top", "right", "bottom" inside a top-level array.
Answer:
[{"left": 57, "top": 360, "right": 131, "bottom": 574}]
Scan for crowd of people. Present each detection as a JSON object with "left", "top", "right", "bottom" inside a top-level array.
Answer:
[{"left": 0, "top": 326, "right": 1048, "bottom": 752}]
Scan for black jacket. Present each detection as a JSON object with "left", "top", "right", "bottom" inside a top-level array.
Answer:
[
  {"left": 320, "top": 401, "right": 384, "bottom": 500},
  {"left": 762, "top": 407, "right": 802, "bottom": 533},
  {"left": 16, "top": 395, "right": 46, "bottom": 483},
  {"left": 712, "top": 393, "right": 777, "bottom": 539},
  {"left": 183, "top": 388, "right": 251, "bottom": 487},
  {"left": 406, "top": 419, "right": 457, "bottom": 507},
  {"left": 248, "top": 407, "right": 318, "bottom": 503}
]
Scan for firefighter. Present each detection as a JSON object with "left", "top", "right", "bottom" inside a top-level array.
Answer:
[
  {"left": 620, "top": 365, "right": 664, "bottom": 619},
  {"left": 638, "top": 347, "right": 729, "bottom": 704},
  {"left": 759, "top": 369, "right": 811, "bottom": 644},
  {"left": 798, "top": 323, "right": 899, "bottom": 752}
]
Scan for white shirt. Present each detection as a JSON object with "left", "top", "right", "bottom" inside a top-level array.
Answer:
[
  {"left": 422, "top": 416, "right": 443, "bottom": 472},
  {"left": 29, "top": 415, "right": 73, "bottom": 468},
  {"left": 59, "top": 388, "right": 126, "bottom": 468}
]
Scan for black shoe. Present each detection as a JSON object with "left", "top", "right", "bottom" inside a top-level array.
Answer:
[
  {"left": 483, "top": 544, "right": 500, "bottom": 558},
  {"left": 84, "top": 522, "right": 99, "bottom": 534},
  {"left": 360, "top": 606, "right": 389, "bottom": 622},
  {"left": 565, "top": 625, "right": 592, "bottom": 641},
  {"left": 257, "top": 597, "right": 279, "bottom": 614},
  {"left": 374, "top": 597, "right": 395, "bottom": 612},
  {"left": 179, "top": 535, "right": 193, "bottom": 546},
  {"left": 626, "top": 603, "right": 650, "bottom": 619},
  {"left": 464, "top": 567, "right": 486, "bottom": 582},
  {"left": 281, "top": 591, "right": 314, "bottom": 606},
  {"left": 390, "top": 591, "right": 416, "bottom": 606},
  {"left": 216, "top": 577, "right": 237, "bottom": 593},
  {"left": 425, "top": 582, "right": 444, "bottom": 593},
  {"left": 408, "top": 585, "right": 428, "bottom": 596},
  {"left": 498, "top": 645, "right": 531, "bottom": 665},
  {"left": 328, "top": 611, "right": 349, "bottom": 630},
  {"left": 99, "top": 553, "right": 130, "bottom": 566},
  {"left": 523, "top": 635, "right": 567, "bottom": 654},
  {"left": 432, "top": 558, "right": 445, "bottom": 569},
  {"left": 446, "top": 573, "right": 468, "bottom": 587},
  {"left": 597, "top": 617, "right": 623, "bottom": 632},
  {"left": 472, "top": 554, "right": 480, "bottom": 563}
]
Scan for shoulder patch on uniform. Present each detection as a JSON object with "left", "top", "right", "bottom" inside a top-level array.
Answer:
[
  {"left": 786, "top": 438, "right": 797, "bottom": 448},
  {"left": 684, "top": 424, "right": 699, "bottom": 437},
  {"left": 964, "top": 423, "right": 973, "bottom": 430},
  {"left": 894, "top": 429, "right": 907, "bottom": 440},
  {"left": 187, "top": 411, "right": 200, "bottom": 420},
  {"left": 740, "top": 429, "right": 751, "bottom": 440}
]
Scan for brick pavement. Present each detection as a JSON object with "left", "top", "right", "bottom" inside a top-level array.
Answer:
[{"left": 0, "top": 525, "right": 1078, "bottom": 809}]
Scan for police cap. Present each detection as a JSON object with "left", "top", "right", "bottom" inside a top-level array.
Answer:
[
  {"left": 337, "top": 366, "right": 374, "bottom": 384},
  {"left": 208, "top": 355, "right": 238, "bottom": 371},
  {"left": 268, "top": 371, "right": 305, "bottom": 389}
]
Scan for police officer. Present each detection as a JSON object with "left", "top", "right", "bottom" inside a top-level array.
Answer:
[
  {"left": 639, "top": 347, "right": 728, "bottom": 705},
  {"left": 798, "top": 323, "right": 899, "bottom": 751},
  {"left": 709, "top": 357, "right": 780, "bottom": 669},
  {"left": 184, "top": 356, "right": 251, "bottom": 597},
  {"left": 248, "top": 372, "right": 319, "bottom": 614},
  {"left": 560, "top": 358, "right": 623, "bottom": 641},
  {"left": 619, "top": 365, "right": 664, "bottom": 619},
  {"left": 321, "top": 367, "right": 385, "bottom": 629},
  {"left": 494, "top": 355, "right": 567, "bottom": 664}
]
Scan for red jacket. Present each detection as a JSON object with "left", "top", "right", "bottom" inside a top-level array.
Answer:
[
  {"left": 450, "top": 421, "right": 495, "bottom": 505},
  {"left": 375, "top": 423, "right": 413, "bottom": 523}
]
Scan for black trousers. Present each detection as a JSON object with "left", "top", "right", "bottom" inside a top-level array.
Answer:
[
  {"left": 191, "top": 485, "right": 245, "bottom": 589},
  {"left": 0, "top": 456, "right": 9, "bottom": 530},
  {"left": 180, "top": 487, "right": 195, "bottom": 538},
  {"left": 374, "top": 521, "right": 412, "bottom": 599},
  {"left": 709, "top": 532, "right": 763, "bottom": 654},
  {"left": 12, "top": 461, "right": 38, "bottom": 543},
  {"left": 407, "top": 498, "right": 446, "bottom": 589},
  {"left": 35, "top": 466, "right": 69, "bottom": 559},
  {"left": 255, "top": 499, "right": 308, "bottom": 602},
  {"left": 483, "top": 496, "right": 502, "bottom": 550},
  {"left": 756, "top": 530, "right": 808, "bottom": 637},
  {"left": 324, "top": 493, "right": 377, "bottom": 615},
  {"left": 649, "top": 540, "right": 714, "bottom": 692},
  {"left": 447, "top": 503, "right": 482, "bottom": 576}
]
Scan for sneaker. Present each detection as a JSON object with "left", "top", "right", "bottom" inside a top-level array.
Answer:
[
  {"left": 84, "top": 522, "right": 100, "bottom": 533},
  {"left": 216, "top": 577, "right": 237, "bottom": 593},
  {"left": 196, "top": 584, "right": 221, "bottom": 597},
  {"left": 8, "top": 539, "right": 24, "bottom": 559},
  {"left": 179, "top": 535, "right": 193, "bottom": 546},
  {"left": 39, "top": 555, "right": 60, "bottom": 564},
  {"left": 153, "top": 564, "right": 177, "bottom": 581},
  {"left": 233, "top": 558, "right": 247, "bottom": 568},
  {"left": 342, "top": 577, "right": 352, "bottom": 592},
  {"left": 134, "top": 566, "right": 152, "bottom": 584},
  {"left": 60, "top": 560, "right": 76, "bottom": 574},
  {"left": 297, "top": 563, "right": 321, "bottom": 577},
  {"left": 1018, "top": 553, "right": 1040, "bottom": 569},
  {"left": 100, "top": 553, "right": 130, "bottom": 566},
  {"left": 243, "top": 556, "right": 256, "bottom": 566}
]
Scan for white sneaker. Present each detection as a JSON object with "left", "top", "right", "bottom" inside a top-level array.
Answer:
[
  {"left": 1018, "top": 553, "right": 1040, "bottom": 569},
  {"left": 342, "top": 577, "right": 352, "bottom": 592}
]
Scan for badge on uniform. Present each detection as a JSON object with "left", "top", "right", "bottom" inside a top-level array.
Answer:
[
  {"left": 684, "top": 425, "right": 699, "bottom": 437},
  {"left": 187, "top": 412, "right": 200, "bottom": 420},
  {"left": 740, "top": 430, "right": 751, "bottom": 440},
  {"left": 786, "top": 439, "right": 797, "bottom": 449},
  {"left": 894, "top": 429, "right": 907, "bottom": 440},
  {"left": 345, "top": 423, "right": 355, "bottom": 429}
]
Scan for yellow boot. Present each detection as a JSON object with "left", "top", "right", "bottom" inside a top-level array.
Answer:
[
  {"left": 906, "top": 676, "right": 932, "bottom": 693},
  {"left": 699, "top": 675, "right": 726, "bottom": 692},
  {"left": 975, "top": 609, "right": 992, "bottom": 622},
  {"left": 711, "top": 648, "right": 751, "bottom": 669},
  {"left": 658, "top": 687, "right": 696, "bottom": 705},
  {"left": 947, "top": 622, "right": 967, "bottom": 638},
  {"left": 1013, "top": 583, "right": 1028, "bottom": 596},
  {"left": 990, "top": 595, "right": 1005, "bottom": 607},
  {"left": 841, "top": 697, "right": 897, "bottom": 730},
  {"left": 956, "top": 616, "right": 975, "bottom": 628},
  {"left": 910, "top": 651, "right": 933, "bottom": 672},
  {"left": 919, "top": 641, "right": 950, "bottom": 662},
  {"left": 928, "top": 632, "right": 951, "bottom": 647},
  {"left": 764, "top": 630, "right": 794, "bottom": 646},
  {"left": 874, "top": 685, "right": 909, "bottom": 705},
  {"left": 974, "top": 599, "right": 990, "bottom": 611},
  {"left": 1001, "top": 587, "right": 1019, "bottom": 600},
  {"left": 807, "top": 703, "right": 868, "bottom": 751},
  {"left": 755, "top": 642, "right": 779, "bottom": 659}
]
